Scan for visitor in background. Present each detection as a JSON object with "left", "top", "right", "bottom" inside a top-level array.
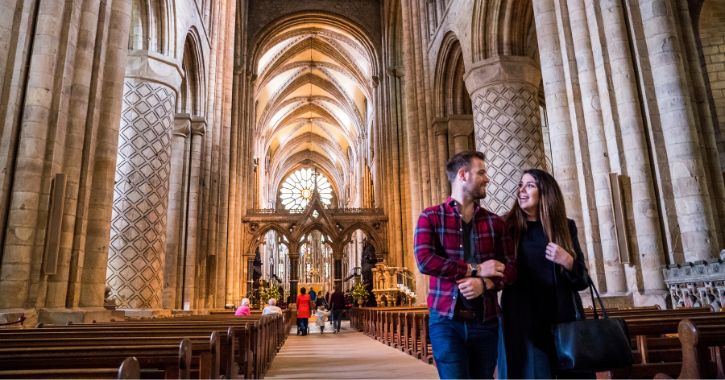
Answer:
[
  {"left": 314, "top": 305, "right": 330, "bottom": 334},
  {"left": 263, "top": 298, "right": 283, "bottom": 316},
  {"left": 235, "top": 298, "right": 251, "bottom": 316},
  {"left": 500, "top": 169, "right": 590, "bottom": 379},
  {"left": 329, "top": 285, "right": 346, "bottom": 333},
  {"left": 296, "top": 287, "right": 312, "bottom": 336}
]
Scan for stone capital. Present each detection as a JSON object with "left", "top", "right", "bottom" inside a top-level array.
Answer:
[
  {"left": 190, "top": 116, "right": 207, "bottom": 136},
  {"left": 173, "top": 113, "right": 191, "bottom": 137},
  {"left": 125, "top": 50, "right": 183, "bottom": 93},
  {"left": 432, "top": 117, "right": 448, "bottom": 136},
  {"left": 447, "top": 115, "right": 473, "bottom": 137},
  {"left": 464, "top": 56, "right": 541, "bottom": 94}
]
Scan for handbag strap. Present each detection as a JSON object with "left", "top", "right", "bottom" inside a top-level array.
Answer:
[
  {"left": 587, "top": 274, "right": 609, "bottom": 319},
  {"left": 552, "top": 258, "right": 609, "bottom": 320}
]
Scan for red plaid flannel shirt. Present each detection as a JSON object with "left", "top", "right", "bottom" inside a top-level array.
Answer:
[{"left": 414, "top": 197, "right": 516, "bottom": 319}]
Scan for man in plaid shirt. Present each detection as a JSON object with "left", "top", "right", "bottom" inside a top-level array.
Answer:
[{"left": 414, "top": 150, "right": 516, "bottom": 379}]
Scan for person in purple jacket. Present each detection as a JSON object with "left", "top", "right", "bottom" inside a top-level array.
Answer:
[{"left": 414, "top": 150, "right": 516, "bottom": 379}]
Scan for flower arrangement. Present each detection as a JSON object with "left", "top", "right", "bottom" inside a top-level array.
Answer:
[
  {"left": 351, "top": 281, "right": 369, "bottom": 305},
  {"left": 259, "top": 284, "right": 281, "bottom": 308}
]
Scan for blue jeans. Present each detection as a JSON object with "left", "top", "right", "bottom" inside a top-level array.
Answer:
[
  {"left": 298, "top": 318, "right": 309, "bottom": 335},
  {"left": 428, "top": 309, "right": 499, "bottom": 379},
  {"left": 332, "top": 309, "right": 343, "bottom": 331}
]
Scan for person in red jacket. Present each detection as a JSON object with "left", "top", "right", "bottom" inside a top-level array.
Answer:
[{"left": 296, "top": 287, "right": 312, "bottom": 336}]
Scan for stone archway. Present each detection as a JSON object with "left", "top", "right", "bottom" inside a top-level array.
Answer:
[{"left": 243, "top": 194, "right": 387, "bottom": 301}]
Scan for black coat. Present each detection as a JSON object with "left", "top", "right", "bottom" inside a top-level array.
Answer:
[{"left": 500, "top": 219, "right": 589, "bottom": 379}]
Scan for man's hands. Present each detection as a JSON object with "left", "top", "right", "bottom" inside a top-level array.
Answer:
[
  {"left": 456, "top": 277, "right": 484, "bottom": 299},
  {"left": 477, "top": 259, "right": 505, "bottom": 278},
  {"left": 458, "top": 259, "right": 505, "bottom": 299}
]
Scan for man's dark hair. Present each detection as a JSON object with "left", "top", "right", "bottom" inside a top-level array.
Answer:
[
  {"left": 445, "top": 150, "right": 486, "bottom": 183},
  {"left": 300, "top": 287, "right": 306, "bottom": 295}
]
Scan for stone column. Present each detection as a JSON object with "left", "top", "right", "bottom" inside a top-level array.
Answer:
[
  {"left": 163, "top": 114, "right": 190, "bottom": 309},
  {"left": 333, "top": 256, "right": 343, "bottom": 290},
  {"left": 433, "top": 118, "right": 449, "bottom": 199},
  {"left": 533, "top": 0, "right": 585, "bottom": 236},
  {"left": 182, "top": 117, "right": 206, "bottom": 309},
  {"left": 596, "top": 0, "right": 667, "bottom": 294},
  {"left": 448, "top": 115, "right": 473, "bottom": 154},
  {"left": 639, "top": 0, "right": 718, "bottom": 261},
  {"left": 568, "top": 0, "right": 626, "bottom": 293},
  {"left": 107, "top": 52, "right": 181, "bottom": 310},
  {"left": 289, "top": 255, "right": 299, "bottom": 303},
  {"left": 464, "top": 56, "right": 547, "bottom": 215}
]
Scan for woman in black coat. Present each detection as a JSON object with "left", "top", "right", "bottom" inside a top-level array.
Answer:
[{"left": 500, "top": 169, "right": 591, "bottom": 379}]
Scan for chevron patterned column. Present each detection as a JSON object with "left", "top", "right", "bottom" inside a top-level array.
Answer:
[
  {"left": 107, "top": 79, "right": 177, "bottom": 309},
  {"left": 465, "top": 56, "right": 547, "bottom": 215}
]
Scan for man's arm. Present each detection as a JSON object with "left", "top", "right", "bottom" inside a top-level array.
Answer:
[
  {"left": 486, "top": 217, "right": 517, "bottom": 290},
  {"left": 413, "top": 211, "right": 468, "bottom": 281}
]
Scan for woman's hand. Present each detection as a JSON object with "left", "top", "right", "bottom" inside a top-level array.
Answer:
[{"left": 545, "top": 242, "right": 574, "bottom": 271}]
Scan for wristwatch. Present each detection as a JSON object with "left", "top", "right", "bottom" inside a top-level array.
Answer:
[{"left": 468, "top": 264, "right": 478, "bottom": 278}]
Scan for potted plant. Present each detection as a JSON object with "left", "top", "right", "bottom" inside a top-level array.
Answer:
[{"left": 351, "top": 281, "right": 369, "bottom": 307}]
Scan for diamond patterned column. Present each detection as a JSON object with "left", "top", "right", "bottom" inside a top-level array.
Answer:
[
  {"left": 465, "top": 57, "right": 546, "bottom": 215},
  {"left": 107, "top": 79, "right": 176, "bottom": 309}
]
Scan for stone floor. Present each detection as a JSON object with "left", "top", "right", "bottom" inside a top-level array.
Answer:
[{"left": 265, "top": 321, "right": 438, "bottom": 379}]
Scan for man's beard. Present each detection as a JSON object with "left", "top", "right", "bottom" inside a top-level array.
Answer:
[{"left": 469, "top": 186, "right": 487, "bottom": 200}]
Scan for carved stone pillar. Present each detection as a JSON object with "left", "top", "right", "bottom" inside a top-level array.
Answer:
[
  {"left": 163, "top": 114, "right": 190, "bottom": 309},
  {"left": 107, "top": 53, "right": 181, "bottom": 310},
  {"left": 464, "top": 57, "right": 547, "bottom": 214},
  {"left": 447, "top": 115, "right": 473, "bottom": 154}
]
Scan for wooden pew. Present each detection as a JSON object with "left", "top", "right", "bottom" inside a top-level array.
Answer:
[
  {"left": 0, "top": 338, "right": 193, "bottom": 379},
  {"left": 0, "top": 332, "right": 221, "bottom": 379},
  {"left": 670, "top": 318, "right": 725, "bottom": 379},
  {"left": 0, "top": 356, "right": 142, "bottom": 379}
]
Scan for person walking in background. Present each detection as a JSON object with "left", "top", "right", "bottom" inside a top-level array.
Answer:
[
  {"left": 500, "top": 169, "right": 591, "bottom": 379},
  {"left": 329, "top": 285, "right": 346, "bottom": 333},
  {"left": 314, "top": 305, "right": 330, "bottom": 334},
  {"left": 296, "top": 287, "right": 312, "bottom": 336},
  {"left": 414, "top": 151, "right": 516, "bottom": 379},
  {"left": 235, "top": 298, "right": 251, "bottom": 316}
]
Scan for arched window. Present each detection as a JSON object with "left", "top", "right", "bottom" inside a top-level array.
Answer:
[{"left": 279, "top": 168, "right": 333, "bottom": 210}]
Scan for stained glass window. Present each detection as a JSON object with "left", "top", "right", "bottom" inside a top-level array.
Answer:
[{"left": 279, "top": 168, "right": 333, "bottom": 210}]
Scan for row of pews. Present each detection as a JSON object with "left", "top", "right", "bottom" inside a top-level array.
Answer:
[
  {"left": 0, "top": 310, "right": 291, "bottom": 379},
  {"left": 350, "top": 305, "right": 725, "bottom": 379}
]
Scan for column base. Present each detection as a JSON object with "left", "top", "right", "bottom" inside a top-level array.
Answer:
[
  {"left": 0, "top": 308, "right": 36, "bottom": 327},
  {"left": 632, "top": 290, "right": 669, "bottom": 309},
  {"left": 118, "top": 308, "right": 173, "bottom": 318},
  {"left": 38, "top": 307, "right": 126, "bottom": 325},
  {"left": 580, "top": 292, "right": 633, "bottom": 309}
]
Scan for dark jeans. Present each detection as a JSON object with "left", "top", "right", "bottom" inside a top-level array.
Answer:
[
  {"left": 331, "top": 309, "right": 343, "bottom": 331},
  {"left": 428, "top": 309, "right": 499, "bottom": 379},
  {"left": 298, "top": 318, "right": 309, "bottom": 335}
]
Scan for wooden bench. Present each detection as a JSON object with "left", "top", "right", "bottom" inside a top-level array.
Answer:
[
  {"left": 664, "top": 318, "right": 725, "bottom": 378},
  {"left": 0, "top": 338, "right": 193, "bottom": 379}
]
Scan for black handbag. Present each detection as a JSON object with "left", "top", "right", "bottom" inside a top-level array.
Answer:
[{"left": 553, "top": 273, "right": 633, "bottom": 372}]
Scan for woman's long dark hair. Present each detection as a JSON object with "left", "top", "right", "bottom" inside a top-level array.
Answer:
[{"left": 505, "top": 169, "right": 576, "bottom": 258}]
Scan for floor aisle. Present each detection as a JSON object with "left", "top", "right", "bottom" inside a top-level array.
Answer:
[{"left": 264, "top": 321, "right": 438, "bottom": 379}]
